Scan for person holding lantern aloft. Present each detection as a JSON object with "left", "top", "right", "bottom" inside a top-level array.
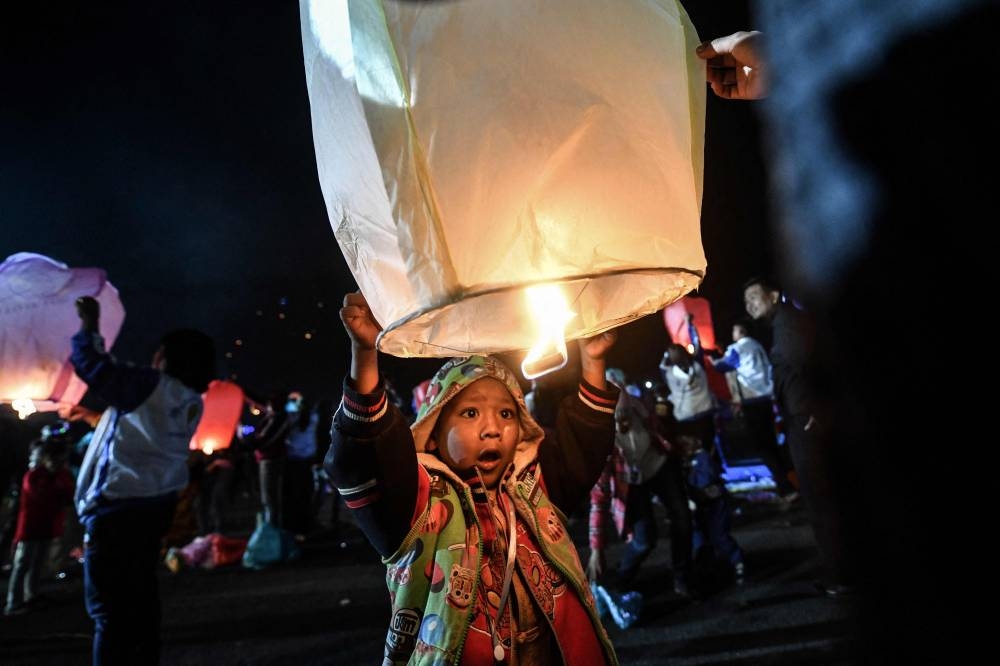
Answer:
[
  {"left": 70, "top": 296, "right": 215, "bottom": 666},
  {"left": 661, "top": 316, "right": 745, "bottom": 590},
  {"left": 328, "top": 291, "right": 620, "bottom": 665}
]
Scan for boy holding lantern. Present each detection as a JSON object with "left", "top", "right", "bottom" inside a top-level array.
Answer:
[{"left": 328, "top": 291, "right": 620, "bottom": 665}]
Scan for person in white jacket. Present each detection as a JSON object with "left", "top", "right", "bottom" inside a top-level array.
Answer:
[{"left": 712, "top": 323, "right": 796, "bottom": 498}]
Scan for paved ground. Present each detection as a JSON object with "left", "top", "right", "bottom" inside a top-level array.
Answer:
[{"left": 1, "top": 495, "right": 857, "bottom": 665}]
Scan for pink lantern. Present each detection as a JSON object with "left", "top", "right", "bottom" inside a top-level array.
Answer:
[
  {"left": 663, "top": 296, "right": 718, "bottom": 352},
  {"left": 0, "top": 253, "right": 125, "bottom": 417},
  {"left": 190, "top": 380, "right": 244, "bottom": 454}
]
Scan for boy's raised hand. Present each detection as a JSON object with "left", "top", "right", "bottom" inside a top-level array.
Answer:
[
  {"left": 579, "top": 330, "right": 617, "bottom": 362},
  {"left": 340, "top": 292, "right": 382, "bottom": 351},
  {"left": 579, "top": 329, "right": 618, "bottom": 389},
  {"left": 340, "top": 292, "right": 382, "bottom": 393}
]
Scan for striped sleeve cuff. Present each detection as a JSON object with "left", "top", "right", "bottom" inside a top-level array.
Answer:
[
  {"left": 337, "top": 477, "right": 383, "bottom": 509},
  {"left": 339, "top": 377, "right": 389, "bottom": 424},
  {"left": 577, "top": 380, "right": 617, "bottom": 415}
]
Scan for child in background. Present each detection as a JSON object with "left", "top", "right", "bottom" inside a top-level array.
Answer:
[{"left": 5, "top": 430, "right": 74, "bottom": 615}]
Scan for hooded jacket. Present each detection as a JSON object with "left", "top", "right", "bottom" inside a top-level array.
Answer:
[{"left": 327, "top": 355, "right": 619, "bottom": 665}]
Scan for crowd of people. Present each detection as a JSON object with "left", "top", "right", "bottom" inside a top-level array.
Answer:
[{"left": 2, "top": 5, "right": 968, "bottom": 658}]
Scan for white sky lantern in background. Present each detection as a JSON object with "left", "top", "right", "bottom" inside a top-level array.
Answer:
[
  {"left": 300, "top": 0, "right": 706, "bottom": 366},
  {"left": 0, "top": 253, "right": 125, "bottom": 416}
]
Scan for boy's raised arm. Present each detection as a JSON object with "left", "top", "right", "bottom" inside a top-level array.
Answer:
[
  {"left": 70, "top": 296, "right": 160, "bottom": 412},
  {"left": 539, "top": 331, "right": 620, "bottom": 513},
  {"left": 326, "top": 292, "right": 420, "bottom": 557}
]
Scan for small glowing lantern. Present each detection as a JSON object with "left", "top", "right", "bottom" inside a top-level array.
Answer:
[
  {"left": 300, "top": 0, "right": 706, "bottom": 363},
  {"left": 190, "top": 380, "right": 245, "bottom": 454},
  {"left": 0, "top": 253, "right": 125, "bottom": 416}
]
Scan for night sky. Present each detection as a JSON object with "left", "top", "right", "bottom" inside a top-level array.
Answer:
[{"left": 2, "top": 0, "right": 769, "bottom": 406}]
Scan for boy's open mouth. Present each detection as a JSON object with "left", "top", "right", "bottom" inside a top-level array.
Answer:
[{"left": 477, "top": 449, "right": 502, "bottom": 464}]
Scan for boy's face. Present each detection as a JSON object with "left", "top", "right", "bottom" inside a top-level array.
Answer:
[{"left": 428, "top": 377, "right": 520, "bottom": 489}]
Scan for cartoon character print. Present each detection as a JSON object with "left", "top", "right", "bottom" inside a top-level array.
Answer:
[
  {"left": 516, "top": 544, "right": 567, "bottom": 620},
  {"left": 388, "top": 539, "right": 423, "bottom": 587},
  {"left": 417, "top": 356, "right": 512, "bottom": 422},
  {"left": 423, "top": 499, "right": 454, "bottom": 535},
  {"left": 417, "top": 357, "right": 486, "bottom": 420},
  {"left": 428, "top": 474, "right": 449, "bottom": 499},
  {"left": 447, "top": 563, "right": 475, "bottom": 610},
  {"left": 535, "top": 506, "right": 566, "bottom": 544}
]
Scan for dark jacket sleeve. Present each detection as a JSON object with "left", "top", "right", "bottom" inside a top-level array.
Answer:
[
  {"left": 324, "top": 376, "right": 419, "bottom": 558},
  {"left": 770, "top": 304, "right": 816, "bottom": 417},
  {"left": 537, "top": 379, "right": 619, "bottom": 515},
  {"left": 71, "top": 329, "right": 160, "bottom": 412}
]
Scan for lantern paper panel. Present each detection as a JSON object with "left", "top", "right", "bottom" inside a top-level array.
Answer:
[
  {"left": 0, "top": 253, "right": 125, "bottom": 412},
  {"left": 301, "top": 0, "right": 706, "bottom": 357},
  {"left": 190, "top": 380, "right": 245, "bottom": 454}
]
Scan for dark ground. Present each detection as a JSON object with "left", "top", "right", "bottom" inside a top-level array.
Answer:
[{"left": 1, "top": 489, "right": 856, "bottom": 665}]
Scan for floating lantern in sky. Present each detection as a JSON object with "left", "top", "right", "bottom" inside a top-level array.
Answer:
[
  {"left": 300, "top": 0, "right": 706, "bottom": 367},
  {"left": 0, "top": 253, "right": 125, "bottom": 417},
  {"left": 190, "top": 380, "right": 245, "bottom": 454}
]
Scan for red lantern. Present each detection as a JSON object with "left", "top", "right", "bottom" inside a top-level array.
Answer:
[
  {"left": 190, "top": 380, "right": 244, "bottom": 454},
  {"left": 663, "top": 296, "right": 731, "bottom": 401},
  {"left": 663, "top": 296, "right": 719, "bottom": 352}
]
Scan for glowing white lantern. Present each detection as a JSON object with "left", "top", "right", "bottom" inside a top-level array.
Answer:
[
  {"left": 301, "top": 0, "right": 705, "bottom": 359},
  {"left": 0, "top": 253, "right": 125, "bottom": 415}
]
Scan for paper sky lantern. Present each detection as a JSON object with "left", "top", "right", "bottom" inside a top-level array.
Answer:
[
  {"left": 0, "top": 253, "right": 125, "bottom": 416},
  {"left": 190, "top": 380, "right": 245, "bottom": 454},
  {"left": 301, "top": 0, "right": 706, "bottom": 364},
  {"left": 663, "top": 296, "right": 718, "bottom": 352}
]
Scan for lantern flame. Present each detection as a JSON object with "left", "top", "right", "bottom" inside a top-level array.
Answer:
[
  {"left": 521, "top": 285, "right": 574, "bottom": 380},
  {"left": 11, "top": 398, "right": 37, "bottom": 420}
]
